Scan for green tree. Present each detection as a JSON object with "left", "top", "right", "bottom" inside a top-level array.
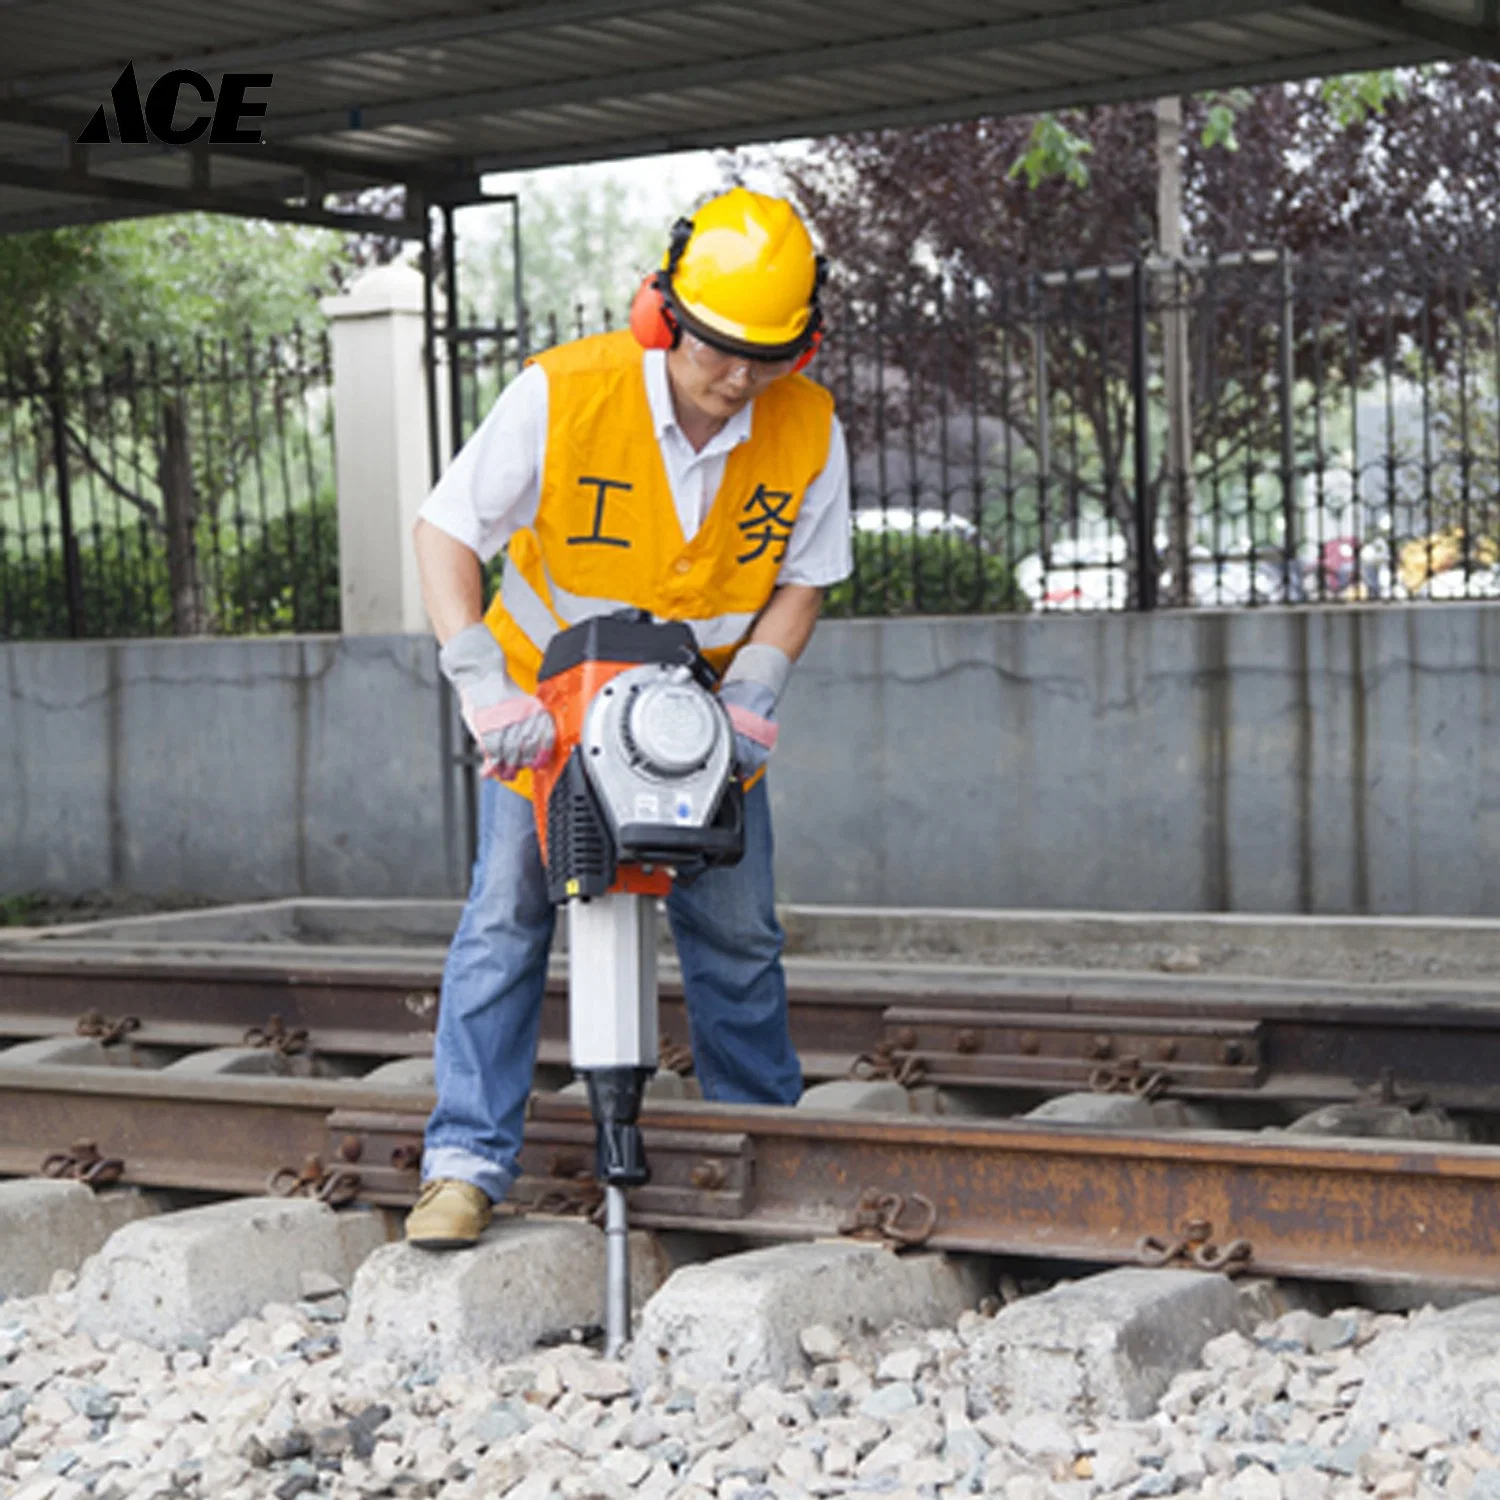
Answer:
[
  {"left": 462, "top": 174, "right": 668, "bottom": 341},
  {"left": 71, "top": 216, "right": 351, "bottom": 350},
  {"left": 1, "top": 214, "right": 353, "bottom": 637},
  {"left": 0, "top": 233, "right": 93, "bottom": 359},
  {"left": 439, "top": 173, "right": 671, "bottom": 444},
  {"left": 0, "top": 214, "right": 356, "bottom": 360},
  {"left": 772, "top": 61, "right": 1500, "bottom": 611}
]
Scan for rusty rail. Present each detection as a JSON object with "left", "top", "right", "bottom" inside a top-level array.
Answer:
[
  {"left": 0, "top": 953, "right": 876, "bottom": 1081},
  {"left": 4, "top": 1062, "right": 1500, "bottom": 1286},
  {"left": 10, "top": 947, "right": 1500, "bottom": 1107},
  {"left": 0, "top": 1064, "right": 352, "bottom": 1195},
  {"left": 343, "top": 1094, "right": 1500, "bottom": 1286}
]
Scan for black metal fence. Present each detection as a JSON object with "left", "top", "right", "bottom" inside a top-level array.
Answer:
[
  {"left": 823, "top": 248, "right": 1500, "bottom": 614},
  {"left": 8, "top": 246, "right": 1498, "bottom": 640},
  {"left": 1, "top": 328, "right": 337, "bottom": 640},
  {"left": 444, "top": 247, "right": 1500, "bottom": 616}
]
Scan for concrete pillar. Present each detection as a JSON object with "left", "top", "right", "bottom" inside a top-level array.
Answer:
[{"left": 321, "top": 264, "right": 439, "bottom": 635}]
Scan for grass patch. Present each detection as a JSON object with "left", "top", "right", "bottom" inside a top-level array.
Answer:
[{"left": 0, "top": 893, "right": 45, "bottom": 927}]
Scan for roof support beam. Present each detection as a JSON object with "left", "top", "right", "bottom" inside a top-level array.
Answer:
[
  {"left": 1308, "top": 0, "right": 1500, "bottom": 61},
  {"left": 0, "top": 198, "right": 172, "bottom": 235},
  {"left": 469, "top": 38, "right": 1451, "bottom": 175},
  {"left": 0, "top": 97, "right": 447, "bottom": 191},
  {"left": 0, "top": 159, "right": 430, "bottom": 237},
  {"left": 265, "top": 0, "right": 1310, "bottom": 140},
  {"left": 0, "top": 0, "right": 674, "bottom": 103}
]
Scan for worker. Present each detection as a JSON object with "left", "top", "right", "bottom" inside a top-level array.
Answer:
[{"left": 405, "top": 188, "right": 852, "bottom": 1247}]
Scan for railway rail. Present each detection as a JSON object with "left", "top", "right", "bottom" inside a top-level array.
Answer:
[
  {"left": 6, "top": 943, "right": 1500, "bottom": 1107},
  {"left": 6, "top": 912, "right": 1500, "bottom": 1290},
  {"left": 2, "top": 1062, "right": 1499, "bottom": 1289}
]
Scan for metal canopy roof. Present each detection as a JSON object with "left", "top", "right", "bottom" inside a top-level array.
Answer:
[{"left": 0, "top": 0, "right": 1496, "bottom": 238}]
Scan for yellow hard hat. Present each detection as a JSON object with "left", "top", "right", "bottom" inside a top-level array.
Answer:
[{"left": 663, "top": 188, "right": 822, "bottom": 356}]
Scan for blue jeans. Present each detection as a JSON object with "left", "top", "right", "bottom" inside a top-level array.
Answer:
[{"left": 422, "top": 776, "right": 802, "bottom": 1202}]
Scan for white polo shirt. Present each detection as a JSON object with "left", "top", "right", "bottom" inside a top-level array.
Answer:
[{"left": 418, "top": 349, "right": 853, "bottom": 589}]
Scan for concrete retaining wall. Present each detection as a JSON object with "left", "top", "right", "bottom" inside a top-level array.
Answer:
[
  {"left": 775, "top": 605, "right": 1500, "bottom": 914},
  {"left": 6, "top": 603, "right": 1500, "bottom": 914},
  {"left": 2, "top": 634, "right": 459, "bottom": 901}
]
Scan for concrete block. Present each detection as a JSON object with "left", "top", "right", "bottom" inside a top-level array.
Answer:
[
  {"left": 630, "top": 1240, "right": 984, "bottom": 1390},
  {"left": 642, "top": 1070, "right": 702, "bottom": 1102},
  {"left": 1024, "top": 1092, "right": 1215, "bottom": 1130},
  {"left": 798, "top": 1079, "right": 915, "bottom": 1113},
  {"left": 162, "top": 1045, "right": 364, "bottom": 1081},
  {"left": 964, "top": 1267, "right": 1250, "bottom": 1420},
  {"left": 1349, "top": 1296, "right": 1500, "bottom": 1446},
  {"left": 0, "top": 1181, "right": 158, "bottom": 1297},
  {"left": 343, "top": 1219, "right": 669, "bottom": 1371},
  {"left": 162, "top": 1046, "right": 312, "bottom": 1077},
  {"left": 74, "top": 1197, "right": 385, "bottom": 1347},
  {"left": 1282, "top": 1103, "right": 1469, "bottom": 1141},
  {"left": 0, "top": 1036, "right": 174, "bottom": 1069},
  {"left": 800, "top": 1077, "right": 985, "bottom": 1118}
]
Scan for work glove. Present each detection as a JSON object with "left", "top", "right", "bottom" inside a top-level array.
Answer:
[
  {"left": 719, "top": 643, "right": 793, "bottom": 781},
  {"left": 440, "top": 622, "right": 555, "bottom": 781}
]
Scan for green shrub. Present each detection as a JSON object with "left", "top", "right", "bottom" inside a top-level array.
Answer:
[
  {"left": 824, "top": 529, "right": 1028, "bottom": 616},
  {"left": 0, "top": 894, "right": 45, "bottom": 927},
  {"left": 0, "top": 525, "right": 170, "bottom": 638},
  {"left": 0, "top": 500, "right": 339, "bottom": 638},
  {"left": 212, "top": 502, "right": 339, "bottom": 634}
]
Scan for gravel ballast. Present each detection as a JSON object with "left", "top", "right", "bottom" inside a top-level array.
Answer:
[{"left": 4, "top": 1262, "right": 1500, "bottom": 1500}]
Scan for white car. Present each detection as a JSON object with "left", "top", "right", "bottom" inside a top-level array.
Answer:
[
  {"left": 1170, "top": 556, "right": 1295, "bottom": 606},
  {"left": 1016, "top": 535, "right": 1131, "bottom": 612},
  {"left": 1017, "top": 539, "right": 1295, "bottom": 610},
  {"left": 853, "top": 508, "right": 977, "bottom": 537}
]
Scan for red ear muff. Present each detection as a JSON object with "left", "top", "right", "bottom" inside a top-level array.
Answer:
[
  {"left": 629, "top": 273, "right": 677, "bottom": 351},
  {"left": 791, "top": 327, "right": 822, "bottom": 372}
]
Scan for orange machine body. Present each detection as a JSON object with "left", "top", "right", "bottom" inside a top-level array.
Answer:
[{"left": 533, "top": 658, "right": 672, "bottom": 898}]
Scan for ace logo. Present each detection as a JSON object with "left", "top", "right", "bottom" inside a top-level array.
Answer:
[{"left": 77, "top": 62, "right": 272, "bottom": 146}]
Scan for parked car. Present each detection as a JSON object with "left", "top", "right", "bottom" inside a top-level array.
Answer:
[
  {"left": 1018, "top": 537, "right": 1295, "bottom": 610},
  {"left": 1165, "top": 550, "right": 1297, "bottom": 606},
  {"left": 1015, "top": 535, "right": 1131, "bottom": 612},
  {"left": 853, "top": 507, "right": 977, "bottom": 537}
]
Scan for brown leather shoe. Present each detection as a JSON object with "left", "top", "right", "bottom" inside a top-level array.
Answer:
[{"left": 404, "top": 1178, "right": 492, "bottom": 1249}]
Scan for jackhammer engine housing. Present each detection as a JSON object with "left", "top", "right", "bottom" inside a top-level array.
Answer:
[{"left": 535, "top": 614, "right": 744, "bottom": 905}]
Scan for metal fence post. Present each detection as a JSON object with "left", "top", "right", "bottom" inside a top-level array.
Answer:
[
  {"left": 1277, "top": 249, "right": 1297, "bottom": 598},
  {"left": 1131, "top": 258, "right": 1157, "bottom": 610},
  {"left": 442, "top": 204, "right": 464, "bottom": 475},
  {"left": 420, "top": 200, "right": 444, "bottom": 491},
  {"left": 47, "top": 339, "right": 84, "bottom": 637},
  {"left": 438, "top": 200, "right": 480, "bottom": 879}
]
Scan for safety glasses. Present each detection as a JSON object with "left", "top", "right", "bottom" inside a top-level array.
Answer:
[{"left": 681, "top": 331, "right": 799, "bottom": 383}]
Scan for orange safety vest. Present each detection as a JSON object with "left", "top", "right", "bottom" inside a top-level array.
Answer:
[{"left": 483, "top": 329, "right": 834, "bottom": 794}]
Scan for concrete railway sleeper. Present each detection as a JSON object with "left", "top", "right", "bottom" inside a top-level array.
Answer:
[
  {"left": 1, "top": 1063, "right": 1500, "bottom": 1288},
  {"left": 13, "top": 948, "right": 1500, "bottom": 1108}
]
